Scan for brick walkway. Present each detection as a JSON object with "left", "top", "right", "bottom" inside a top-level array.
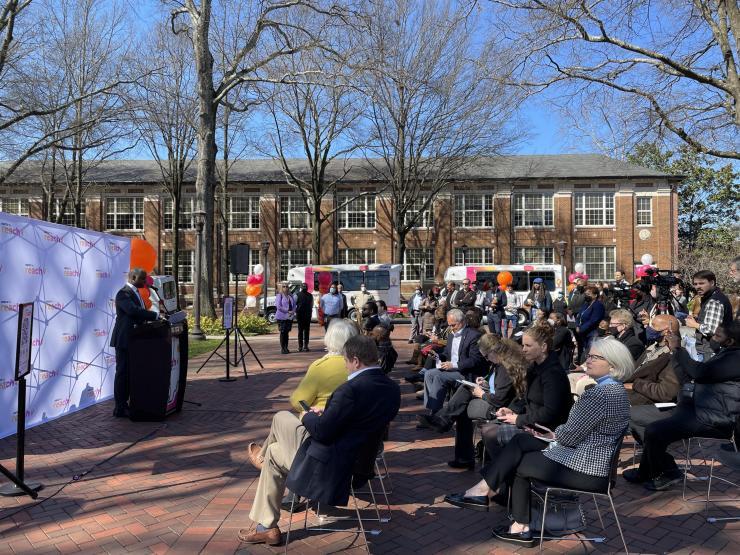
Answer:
[{"left": 1, "top": 325, "right": 739, "bottom": 554}]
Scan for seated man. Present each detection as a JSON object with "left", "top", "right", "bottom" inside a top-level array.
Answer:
[
  {"left": 623, "top": 321, "right": 740, "bottom": 491},
  {"left": 423, "top": 309, "right": 487, "bottom": 414},
  {"left": 239, "top": 335, "right": 401, "bottom": 545}
]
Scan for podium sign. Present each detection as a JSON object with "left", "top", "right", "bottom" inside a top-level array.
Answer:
[
  {"left": 223, "top": 296, "right": 234, "bottom": 330},
  {"left": 15, "top": 303, "right": 34, "bottom": 381}
]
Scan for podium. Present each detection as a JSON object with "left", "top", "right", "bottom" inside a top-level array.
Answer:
[{"left": 128, "top": 316, "right": 189, "bottom": 421}]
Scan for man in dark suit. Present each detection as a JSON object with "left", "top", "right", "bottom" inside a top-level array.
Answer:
[
  {"left": 110, "top": 268, "right": 157, "bottom": 417},
  {"left": 423, "top": 308, "right": 487, "bottom": 413},
  {"left": 239, "top": 335, "right": 400, "bottom": 546}
]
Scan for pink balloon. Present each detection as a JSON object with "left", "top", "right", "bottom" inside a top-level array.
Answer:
[
  {"left": 568, "top": 273, "right": 578, "bottom": 284},
  {"left": 247, "top": 274, "right": 260, "bottom": 285},
  {"left": 146, "top": 275, "right": 154, "bottom": 286},
  {"left": 635, "top": 265, "right": 652, "bottom": 278}
]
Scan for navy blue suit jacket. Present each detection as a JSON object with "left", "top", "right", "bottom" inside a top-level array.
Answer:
[
  {"left": 286, "top": 367, "right": 400, "bottom": 506},
  {"left": 442, "top": 326, "right": 487, "bottom": 378},
  {"left": 110, "top": 285, "right": 157, "bottom": 349}
]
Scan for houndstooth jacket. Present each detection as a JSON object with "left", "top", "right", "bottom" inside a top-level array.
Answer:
[{"left": 543, "top": 383, "right": 630, "bottom": 477}]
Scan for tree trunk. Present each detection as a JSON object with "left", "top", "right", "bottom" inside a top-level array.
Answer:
[
  {"left": 172, "top": 189, "right": 181, "bottom": 295},
  {"left": 311, "top": 206, "right": 322, "bottom": 264},
  {"left": 394, "top": 227, "right": 407, "bottom": 270}
]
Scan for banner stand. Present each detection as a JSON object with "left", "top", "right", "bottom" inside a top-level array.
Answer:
[{"left": 0, "top": 303, "right": 42, "bottom": 497}]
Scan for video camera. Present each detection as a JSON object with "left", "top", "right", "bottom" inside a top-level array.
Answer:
[{"left": 632, "top": 267, "right": 681, "bottom": 314}]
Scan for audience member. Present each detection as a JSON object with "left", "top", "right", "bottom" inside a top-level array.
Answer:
[
  {"left": 623, "top": 321, "right": 740, "bottom": 491},
  {"left": 457, "top": 279, "right": 477, "bottom": 313},
  {"left": 377, "top": 299, "right": 394, "bottom": 330},
  {"left": 351, "top": 283, "right": 374, "bottom": 327},
  {"left": 361, "top": 301, "right": 381, "bottom": 334},
  {"left": 551, "top": 291, "right": 567, "bottom": 316},
  {"left": 275, "top": 282, "right": 296, "bottom": 354},
  {"left": 503, "top": 283, "right": 521, "bottom": 338},
  {"left": 408, "top": 285, "right": 424, "bottom": 343},
  {"left": 336, "top": 282, "right": 349, "bottom": 318},
  {"left": 487, "top": 284, "right": 508, "bottom": 337},
  {"left": 608, "top": 309, "right": 645, "bottom": 360},
  {"left": 441, "top": 281, "right": 459, "bottom": 310},
  {"left": 525, "top": 277, "right": 552, "bottom": 320},
  {"left": 319, "top": 284, "right": 343, "bottom": 330},
  {"left": 550, "top": 312, "right": 574, "bottom": 370},
  {"left": 444, "top": 338, "right": 633, "bottom": 547},
  {"left": 240, "top": 335, "right": 400, "bottom": 545},
  {"left": 422, "top": 309, "right": 486, "bottom": 413},
  {"left": 372, "top": 325, "right": 398, "bottom": 374},
  {"left": 420, "top": 288, "right": 440, "bottom": 334},
  {"left": 295, "top": 283, "right": 314, "bottom": 352},
  {"left": 576, "top": 285, "right": 605, "bottom": 361},
  {"left": 684, "top": 270, "right": 733, "bottom": 359}
]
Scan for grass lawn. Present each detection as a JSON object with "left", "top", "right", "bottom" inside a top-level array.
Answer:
[{"left": 188, "top": 338, "right": 224, "bottom": 358}]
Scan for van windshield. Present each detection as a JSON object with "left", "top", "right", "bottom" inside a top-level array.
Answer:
[{"left": 473, "top": 270, "right": 555, "bottom": 292}]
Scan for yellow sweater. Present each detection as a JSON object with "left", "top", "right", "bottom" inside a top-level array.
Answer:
[{"left": 289, "top": 354, "right": 348, "bottom": 412}]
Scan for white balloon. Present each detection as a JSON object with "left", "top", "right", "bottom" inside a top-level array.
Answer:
[
  {"left": 252, "top": 263, "right": 264, "bottom": 275},
  {"left": 640, "top": 253, "right": 654, "bottom": 266},
  {"left": 574, "top": 263, "right": 585, "bottom": 273},
  {"left": 246, "top": 296, "right": 256, "bottom": 307}
]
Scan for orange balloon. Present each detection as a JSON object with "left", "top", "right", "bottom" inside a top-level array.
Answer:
[
  {"left": 497, "top": 271, "right": 513, "bottom": 287},
  {"left": 245, "top": 283, "right": 262, "bottom": 297},
  {"left": 130, "top": 238, "right": 157, "bottom": 273},
  {"left": 138, "top": 287, "right": 152, "bottom": 309}
]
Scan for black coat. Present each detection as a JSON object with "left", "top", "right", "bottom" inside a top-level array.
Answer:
[
  {"left": 295, "top": 290, "right": 314, "bottom": 321},
  {"left": 442, "top": 326, "right": 488, "bottom": 378},
  {"left": 377, "top": 340, "right": 398, "bottom": 374},
  {"left": 515, "top": 352, "right": 573, "bottom": 429},
  {"left": 552, "top": 326, "right": 574, "bottom": 370},
  {"left": 110, "top": 285, "right": 157, "bottom": 349},
  {"left": 481, "top": 363, "right": 516, "bottom": 410},
  {"left": 286, "top": 367, "right": 401, "bottom": 506},
  {"left": 617, "top": 327, "right": 645, "bottom": 361}
]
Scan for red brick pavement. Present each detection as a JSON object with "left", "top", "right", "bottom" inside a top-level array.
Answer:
[{"left": 1, "top": 324, "right": 739, "bottom": 554}]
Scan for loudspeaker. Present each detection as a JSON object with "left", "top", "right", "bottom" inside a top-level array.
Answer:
[{"left": 230, "top": 243, "right": 251, "bottom": 275}]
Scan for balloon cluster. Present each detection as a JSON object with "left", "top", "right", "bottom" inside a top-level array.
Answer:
[
  {"left": 635, "top": 254, "right": 656, "bottom": 278},
  {"left": 245, "top": 264, "right": 264, "bottom": 308},
  {"left": 130, "top": 238, "right": 157, "bottom": 309},
  {"left": 496, "top": 271, "right": 513, "bottom": 290},
  {"left": 568, "top": 262, "right": 589, "bottom": 284}
]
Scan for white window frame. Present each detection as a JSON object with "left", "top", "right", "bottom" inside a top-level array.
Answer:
[
  {"left": 52, "top": 199, "right": 86, "bottom": 228},
  {"left": 403, "top": 248, "right": 435, "bottom": 282},
  {"left": 163, "top": 197, "right": 195, "bottom": 230},
  {"left": 163, "top": 249, "right": 194, "bottom": 283},
  {"left": 228, "top": 196, "right": 260, "bottom": 230},
  {"left": 574, "top": 246, "right": 616, "bottom": 281},
  {"left": 636, "top": 196, "right": 653, "bottom": 227},
  {"left": 280, "top": 196, "right": 310, "bottom": 230},
  {"left": 454, "top": 194, "right": 494, "bottom": 228},
  {"left": 574, "top": 192, "right": 615, "bottom": 227},
  {"left": 513, "top": 193, "right": 554, "bottom": 227},
  {"left": 513, "top": 247, "right": 555, "bottom": 264},
  {"left": 338, "top": 194, "right": 376, "bottom": 229},
  {"left": 279, "top": 249, "right": 311, "bottom": 281},
  {"left": 454, "top": 247, "right": 494, "bottom": 265},
  {"left": 0, "top": 198, "right": 30, "bottom": 216},
  {"left": 338, "top": 248, "right": 377, "bottom": 265},
  {"left": 105, "top": 197, "right": 144, "bottom": 231},
  {"left": 403, "top": 197, "right": 434, "bottom": 228}
]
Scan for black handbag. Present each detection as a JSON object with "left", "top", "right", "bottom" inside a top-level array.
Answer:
[{"left": 529, "top": 487, "right": 587, "bottom": 537}]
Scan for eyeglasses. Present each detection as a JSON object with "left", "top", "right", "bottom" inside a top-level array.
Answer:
[{"left": 585, "top": 354, "right": 607, "bottom": 362}]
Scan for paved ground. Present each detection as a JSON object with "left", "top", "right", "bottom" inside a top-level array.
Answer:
[{"left": 1, "top": 324, "right": 739, "bottom": 554}]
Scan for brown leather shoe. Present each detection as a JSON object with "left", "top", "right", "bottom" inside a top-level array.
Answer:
[
  {"left": 238, "top": 526, "right": 282, "bottom": 545},
  {"left": 247, "top": 442, "right": 263, "bottom": 471}
]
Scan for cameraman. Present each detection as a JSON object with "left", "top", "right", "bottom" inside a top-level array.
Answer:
[
  {"left": 613, "top": 270, "right": 631, "bottom": 308},
  {"left": 685, "top": 270, "right": 733, "bottom": 360}
]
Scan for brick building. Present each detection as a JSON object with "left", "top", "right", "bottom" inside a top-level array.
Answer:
[{"left": 0, "top": 154, "right": 680, "bottom": 297}]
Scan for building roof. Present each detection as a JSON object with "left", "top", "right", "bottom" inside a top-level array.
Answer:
[{"left": 0, "top": 154, "right": 679, "bottom": 185}]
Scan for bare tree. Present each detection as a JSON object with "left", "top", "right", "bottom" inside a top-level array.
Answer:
[
  {"left": 360, "top": 0, "right": 523, "bottom": 264},
  {"left": 492, "top": 0, "right": 740, "bottom": 160},
  {"left": 131, "top": 23, "right": 197, "bottom": 296},
  {"left": 166, "top": 0, "right": 341, "bottom": 317}
]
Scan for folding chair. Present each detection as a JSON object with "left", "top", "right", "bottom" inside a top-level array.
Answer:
[
  {"left": 706, "top": 450, "right": 740, "bottom": 523},
  {"left": 532, "top": 427, "right": 630, "bottom": 553},
  {"left": 682, "top": 434, "right": 739, "bottom": 511}
]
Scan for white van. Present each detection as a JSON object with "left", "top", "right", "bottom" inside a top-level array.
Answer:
[{"left": 260, "top": 264, "right": 403, "bottom": 324}]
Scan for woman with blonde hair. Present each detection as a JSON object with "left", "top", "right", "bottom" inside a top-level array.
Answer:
[{"left": 417, "top": 333, "right": 528, "bottom": 469}]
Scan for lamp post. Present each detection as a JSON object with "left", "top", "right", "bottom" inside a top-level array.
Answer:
[
  {"left": 190, "top": 209, "right": 207, "bottom": 340},
  {"left": 556, "top": 240, "right": 567, "bottom": 296},
  {"left": 461, "top": 243, "right": 468, "bottom": 266},
  {"left": 420, "top": 257, "right": 426, "bottom": 286},
  {"left": 261, "top": 240, "right": 270, "bottom": 321}
]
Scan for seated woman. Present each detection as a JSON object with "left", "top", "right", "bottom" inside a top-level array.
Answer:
[
  {"left": 480, "top": 325, "right": 572, "bottom": 461},
  {"left": 417, "top": 334, "right": 527, "bottom": 469},
  {"left": 623, "top": 321, "right": 740, "bottom": 491},
  {"left": 444, "top": 338, "right": 634, "bottom": 548},
  {"left": 247, "top": 318, "right": 359, "bottom": 468}
]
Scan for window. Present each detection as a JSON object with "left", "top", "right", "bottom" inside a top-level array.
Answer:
[
  {"left": 163, "top": 197, "right": 195, "bottom": 229},
  {"left": 575, "top": 246, "right": 616, "bottom": 281},
  {"left": 163, "top": 250, "right": 194, "bottom": 283},
  {"left": 403, "top": 248, "right": 434, "bottom": 281},
  {"left": 513, "top": 247, "right": 555, "bottom": 264},
  {"left": 53, "top": 199, "right": 85, "bottom": 228},
  {"left": 364, "top": 270, "right": 390, "bottom": 290},
  {"left": 279, "top": 249, "right": 311, "bottom": 281},
  {"left": 338, "top": 195, "right": 375, "bottom": 229},
  {"left": 574, "top": 192, "right": 615, "bottom": 226},
  {"left": 454, "top": 194, "right": 494, "bottom": 228},
  {"left": 403, "top": 197, "right": 434, "bottom": 228},
  {"left": 513, "top": 193, "right": 553, "bottom": 227},
  {"left": 338, "top": 248, "right": 376, "bottom": 265},
  {"left": 229, "top": 196, "right": 260, "bottom": 229},
  {"left": 636, "top": 196, "right": 652, "bottom": 226},
  {"left": 0, "top": 198, "right": 29, "bottom": 216},
  {"left": 454, "top": 247, "right": 494, "bottom": 265},
  {"left": 280, "top": 196, "right": 309, "bottom": 229},
  {"left": 106, "top": 197, "right": 144, "bottom": 231}
]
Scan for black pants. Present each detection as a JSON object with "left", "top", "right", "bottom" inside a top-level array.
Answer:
[
  {"left": 630, "top": 404, "right": 674, "bottom": 444},
  {"left": 323, "top": 314, "right": 339, "bottom": 330},
  {"left": 278, "top": 320, "right": 293, "bottom": 351},
  {"left": 638, "top": 404, "right": 731, "bottom": 479},
  {"left": 437, "top": 386, "right": 493, "bottom": 462},
  {"left": 481, "top": 433, "right": 608, "bottom": 524},
  {"left": 114, "top": 347, "right": 129, "bottom": 411},
  {"left": 297, "top": 319, "right": 310, "bottom": 350}
]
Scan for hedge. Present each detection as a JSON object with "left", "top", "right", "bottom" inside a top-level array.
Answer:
[{"left": 185, "top": 314, "right": 273, "bottom": 336}]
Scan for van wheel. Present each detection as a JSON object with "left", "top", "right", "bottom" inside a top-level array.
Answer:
[
  {"left": 516, "top": 309, "right": 530, "bottom": 327},
  {"left": 347, "top": 308, "right": 357, "bottom": 322},
  {"left": 266, "top": 308, "right": 277, "bottom": 325}
]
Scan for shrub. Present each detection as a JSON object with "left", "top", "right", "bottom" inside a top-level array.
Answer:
[{"left": 185, "top": 314, "right": 273, "bottom": 336}]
